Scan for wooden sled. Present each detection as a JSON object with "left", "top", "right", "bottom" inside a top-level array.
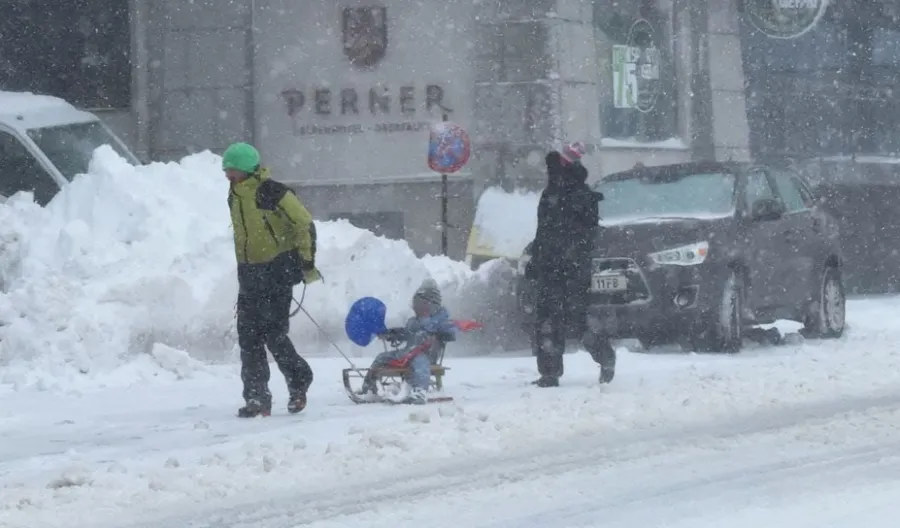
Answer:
[
  {"left": 343, "top": 333, "right": 455, "bottom": 404},
  {"left": 342, "top": 320, "right": 482, "bottom": 405},
  {"left": 342, "top": 364, "right": 454, "bottom": 404}
]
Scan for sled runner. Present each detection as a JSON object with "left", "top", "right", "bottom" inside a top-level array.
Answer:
[{"left": 342, "top": 319, "right": 483, "bottom": 405}]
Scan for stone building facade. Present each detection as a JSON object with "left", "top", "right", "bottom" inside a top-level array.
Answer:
[{"left": 7, "top": 0, "right": 894, "bottom": 260}]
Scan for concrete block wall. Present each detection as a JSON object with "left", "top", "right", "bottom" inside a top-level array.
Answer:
[
  {"left": 293, "top": 178, "right": 474, "bottom": 259},
  {"left": 471, "top": 0, "right": 563, "bottom": 192},
  {"left": 706, "top": 0, "right": 751, "bottom": 161},
  {"left": 142, "top": 0, "right": 255, "bottom": 161}
]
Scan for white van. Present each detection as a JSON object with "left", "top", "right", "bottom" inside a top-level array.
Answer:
[{"left": 0, "top": 91, "right": 140, "bottom": 206}]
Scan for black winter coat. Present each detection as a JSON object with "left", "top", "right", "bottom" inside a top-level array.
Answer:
[{"left": 531, "top": 151, "right": 601, "bottom": 276}]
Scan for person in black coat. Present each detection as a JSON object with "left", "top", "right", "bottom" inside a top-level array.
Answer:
[{"left": 527, "top": 142, "right": 616, "bottom": 387}]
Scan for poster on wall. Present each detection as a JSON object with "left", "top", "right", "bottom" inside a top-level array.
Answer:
[
  {"left": 745, "top": 0, "right": 830, "bottom": 39},
  {"left": 611, "top": 19, "right": 661, "bottom": 113}
]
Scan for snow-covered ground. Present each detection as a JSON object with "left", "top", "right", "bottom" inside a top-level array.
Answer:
[
  {"left": 4, "top": 295, "right": 900, "bottom": 528},
  {"left": 2, "top": 150, "right": 900, "bottom": 527}
]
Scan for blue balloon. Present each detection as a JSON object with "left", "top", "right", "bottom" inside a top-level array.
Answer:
[{"left": 345, "top": 297, "right": 388, "bottom": 347}]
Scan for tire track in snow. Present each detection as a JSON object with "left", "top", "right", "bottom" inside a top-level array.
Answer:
[{"left": 121, "top": 391, "right": 900, "bottom": 528}]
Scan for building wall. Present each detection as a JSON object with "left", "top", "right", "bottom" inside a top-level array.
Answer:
[
  {"left": 138, "top": 0, "right": 255, "bottom": 162},
  {"left": 296, "top": 178, "right": 473, "bottom": 258},
  {"left": 115, "top": 0, "right": 752, "bottom": 259}
]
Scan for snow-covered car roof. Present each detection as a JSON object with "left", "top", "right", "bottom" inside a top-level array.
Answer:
[{"left": 0, "top": 91, "right": 100, "bottom": 132}]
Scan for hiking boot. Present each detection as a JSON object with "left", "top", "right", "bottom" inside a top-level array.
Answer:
[
  {"left": 359, "top": 378, "right": 378, "bottom": 395},
  {"left": 238, "top": 398, "right": 271, "bottom": 418},
  {"left": 287, "top": 391, "right": 307, "bottom": 414},
  {"left": 531, "top": 375, "right": 560, "bottom": 388},
  {"left": 599, "top": 365, "right": 615, "bottom": 384}
]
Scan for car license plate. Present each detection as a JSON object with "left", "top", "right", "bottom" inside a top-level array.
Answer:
[{"left": 592, "top": 274, "right": 627, "bottom": 293}]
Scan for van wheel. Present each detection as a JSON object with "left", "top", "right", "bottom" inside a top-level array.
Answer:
[
  {"left": 803, "top": 265, "right": 845, "bottom": 339},
  {"left": 686, "top": 270, "right": 744, "bottom": 354}
]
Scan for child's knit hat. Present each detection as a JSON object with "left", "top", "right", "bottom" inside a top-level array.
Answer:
[{"left": 413, "top": 278, "right": 442, "bottom": 307}]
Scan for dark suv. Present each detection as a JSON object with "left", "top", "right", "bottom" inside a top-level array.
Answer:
[{"left": 515, "top": 161, "right": 846, "bottom": 353}]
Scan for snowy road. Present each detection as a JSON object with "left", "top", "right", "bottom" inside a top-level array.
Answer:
[
  {"left": 5, "top": 296, "right": 900, "bottom": 527},
  {"left": 131, "top": 394, "right": 900, "bottom": 528}
]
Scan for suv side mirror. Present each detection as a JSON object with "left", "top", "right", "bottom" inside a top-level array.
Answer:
[{"left": 750, "top": 198, "right": 785, "bottom": 221}]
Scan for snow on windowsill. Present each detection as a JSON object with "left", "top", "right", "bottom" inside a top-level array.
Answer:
[{"left": 599, "top": 137, "right": 688, "bottom": 150}]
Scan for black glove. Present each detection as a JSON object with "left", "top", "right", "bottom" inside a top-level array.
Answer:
[
  {"left": 378, "top": 327, "right": 408, "bottom": 345},
  {"left": 524, "top": 258, "right": 537, "bottom": 279},
  {"left": 436, "top": 330, "right": 456, "bottom": 343}
]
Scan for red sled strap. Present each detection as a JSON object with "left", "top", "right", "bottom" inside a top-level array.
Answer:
[
  {"left": 387, "top": 341, "right": 433, "bottom": 369},
  {"left": 454, "top": 319, "right": 483, "bottom": 332},
  {"left": 385, "top": 321, "right": 483, "bottom": 368}
]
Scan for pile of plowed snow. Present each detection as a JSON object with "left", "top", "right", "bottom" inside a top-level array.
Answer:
[{"left": 0, "top": 147, "right": 508, "bottom": 390}]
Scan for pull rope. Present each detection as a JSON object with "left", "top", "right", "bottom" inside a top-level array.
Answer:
[{"left": 290, "top": 284, "right": 366, "bottom": 377}]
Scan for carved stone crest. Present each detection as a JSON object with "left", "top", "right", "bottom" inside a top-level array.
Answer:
[{"left": 342, "top": 6, "right": 388, "bottom": 68}]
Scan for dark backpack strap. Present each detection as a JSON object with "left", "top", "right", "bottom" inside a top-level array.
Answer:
[
  {"left": 256, "top": 179, "right": 290, "bottom": 211},
  {"left": 257, "top": 179, "right": 318, "bottom": 263}
]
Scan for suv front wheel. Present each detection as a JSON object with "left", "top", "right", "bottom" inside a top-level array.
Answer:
[
  {"left": 682, "top": 270, "right": 744, "bottom": 354},
  {"left": 802, "top": 265, "right": 845, "bottom": 339}
]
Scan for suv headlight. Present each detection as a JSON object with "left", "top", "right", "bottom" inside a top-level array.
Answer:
[{"left": 649, "top": 241, "right": 709, "bottom": 266}]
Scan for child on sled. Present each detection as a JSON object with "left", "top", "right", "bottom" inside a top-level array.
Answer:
[{"left": 359, "top": 278, "right": 457, "bottom": 404}]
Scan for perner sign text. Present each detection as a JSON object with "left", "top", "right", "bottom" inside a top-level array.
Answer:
[{"left": 281, "top": 84, "right": 451, "bottom": 137}]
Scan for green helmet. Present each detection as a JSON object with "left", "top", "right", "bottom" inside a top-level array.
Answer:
[{"left": 222, "top": 142, "right": 261, "bottom": 173}]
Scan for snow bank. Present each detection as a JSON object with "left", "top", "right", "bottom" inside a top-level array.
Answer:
[
  {"left": 468, "top": 186, "right": 539, "bottom": 259},
  {"left": 0, "top": 147, "right": 494, "bottom": 390}
]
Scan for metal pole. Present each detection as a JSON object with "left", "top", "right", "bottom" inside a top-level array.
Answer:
[{"left": 440, "top": 112, "right": 449, "bottom": 256}]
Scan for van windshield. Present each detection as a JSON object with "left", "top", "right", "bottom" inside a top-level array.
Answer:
[{"left": 26, "top": 121, "right": 138, "bottom": 181}]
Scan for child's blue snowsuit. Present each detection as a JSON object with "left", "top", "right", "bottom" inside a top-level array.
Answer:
[{"left": 369, "top": 307, "right": 457, "bottom": 391}]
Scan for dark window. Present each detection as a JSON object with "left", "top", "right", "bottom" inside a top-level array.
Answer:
[
  {"left": 744, "top": 170, "right": 776, "bottom": 210},
  {"left": 771, "top": 170, "right": 809, "bottom": 213},
  {"left": 593, "top": 0, "right": 677, "bottom": 143},
  {"left": 0, "top": 0, "right": 131, "bottom": 109},
  {"left": 741, "top": 1, "right": 900, "bottom": 158},
  {"left": 0, "top": 131, "right": 61, "bottom": 206}
]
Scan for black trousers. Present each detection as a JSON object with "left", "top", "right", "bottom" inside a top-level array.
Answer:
[
  {"left": 237, "top": 284, "right": 313, "bottom": 404},
  {"left": 532, "top": 262, "right": 615, "bottom": 378}
]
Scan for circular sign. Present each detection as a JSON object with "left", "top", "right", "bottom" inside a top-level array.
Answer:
[
  {"left": 427, "top": 122, "right": 471, "bottom": 173},
  {"left": 625, "top": 19, "right": 662, "bottom": 114},
  {"left": 745, "top": 0, "right": 830, "bottom": 40}
]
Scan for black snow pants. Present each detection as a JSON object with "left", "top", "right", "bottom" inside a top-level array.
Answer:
[
  {"left": 532, "top": 261, "right": 615, "bottom": 379},
  {"left": 237, "top": 284, "right": 313, "bottom": 405}
]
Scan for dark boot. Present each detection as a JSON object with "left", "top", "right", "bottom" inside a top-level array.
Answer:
[
  {"left": 238, "top": 398, "right": 271, "bottom": 418},
  {"left": 531, "top": 375, "right": 560, "bottom": 387},
  {"left": 267, "top": 333, "right": 314, "bottom": 399},
  {"left": 534, "top": 317, "right": 566, "bottom": 383},
  {"left": 359, "top": 373, "right": 379, "bottom": 395},
  {"left": 287, "top": 390, "right": 307, "bottom": 414},
  {"left": 584, "top": 332, "right": 616, "bottom": 384}
]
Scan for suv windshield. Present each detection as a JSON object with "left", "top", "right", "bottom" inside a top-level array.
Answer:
[
  {"left": 596, "top": 171, "right": 736, "bottom": 224},
  {"left": 26, "top": 121, "right": 138, "bottom": 180}
]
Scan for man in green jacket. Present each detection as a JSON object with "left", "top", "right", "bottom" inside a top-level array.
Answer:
[{"left": 223, "top": 142, "right": 321, "bottom": 418}]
